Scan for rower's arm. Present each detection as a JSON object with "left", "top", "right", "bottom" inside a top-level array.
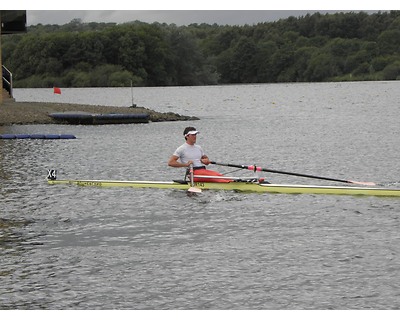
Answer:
[{"left": 168, "top": 155, "right": 192, "bottom": 168}]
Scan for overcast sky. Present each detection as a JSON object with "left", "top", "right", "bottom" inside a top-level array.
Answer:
[
  {"left": 25, "top": 10, "right": 343, "bottom": 26},
  {"left": 5, "top": 1, "right": 399, "bottom": 26}
]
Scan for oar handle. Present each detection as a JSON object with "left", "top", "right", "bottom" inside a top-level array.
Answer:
[
  {"left": 210, "top": 161, "right": 247, "bottom": 169},
  {"left": 210, "top": 161, "right": 258, "bottom": 171}
]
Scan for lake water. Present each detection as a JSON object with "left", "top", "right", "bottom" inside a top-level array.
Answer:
[{"left": 1, "top": 82, "right": 400, "bottom": 309}]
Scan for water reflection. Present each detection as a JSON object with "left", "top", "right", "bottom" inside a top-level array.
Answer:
[{"left": 0, "top": 218, "right": 36, "bottom": 251}]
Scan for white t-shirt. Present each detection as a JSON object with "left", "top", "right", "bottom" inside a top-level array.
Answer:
[{"left": 173, "top": 143, "right": 205, "bottom": 167}]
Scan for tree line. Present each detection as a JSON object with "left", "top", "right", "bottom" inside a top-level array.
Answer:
[{"left": 2, "top": 11, "right": 400, "bottom": 88}]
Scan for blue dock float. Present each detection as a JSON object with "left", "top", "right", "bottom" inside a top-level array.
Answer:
[{"left": 0, "top": 134, "right": 76, "bottom": 139}]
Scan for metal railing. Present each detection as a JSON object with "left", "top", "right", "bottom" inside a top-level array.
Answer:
[{"left": 2, "top": 65, "right": 13, "bottom": 98}]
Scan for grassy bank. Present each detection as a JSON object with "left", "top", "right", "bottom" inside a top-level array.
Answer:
[{"left": 0, "top": 100, "right": 198, "bottom": 126}]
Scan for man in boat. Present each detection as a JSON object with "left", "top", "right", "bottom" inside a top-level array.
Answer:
[{"left": 168, "top": 127, "right": 230, "bottom": 182}]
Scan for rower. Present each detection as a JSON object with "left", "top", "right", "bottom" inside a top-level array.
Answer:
[{"left": 168, "top": 126, "right": 232, "bottom": 183}]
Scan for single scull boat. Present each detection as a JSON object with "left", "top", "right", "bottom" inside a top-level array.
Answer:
[{"left": 46, "top": 171, "right": 400, "bottom": 197}]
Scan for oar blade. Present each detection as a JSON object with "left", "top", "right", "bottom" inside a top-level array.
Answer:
[
  {"left": 349, "top": 180, "right": 376, "bottom": 186},
  {"left": 188, "top": 186, "right": 202, "bottom": 193}
]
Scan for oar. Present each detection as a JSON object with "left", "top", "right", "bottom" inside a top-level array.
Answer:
[
  {"left": 210, "top": 161, "right": 376, "bottom": 186},
  {"left": 188, "top": 164, "right": 202, "bottom": 193}
]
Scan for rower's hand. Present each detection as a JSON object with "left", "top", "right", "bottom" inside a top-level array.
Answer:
[
  {"left": 201, "top": 158, "right": 211, "bottom": 165},
  {"left": 186, "top": 160, "right": 194, "bottom": 167}
]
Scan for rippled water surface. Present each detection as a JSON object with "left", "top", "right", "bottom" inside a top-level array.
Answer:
[{"left": 1, "top": 82, "right": 400, "bottom": 309}]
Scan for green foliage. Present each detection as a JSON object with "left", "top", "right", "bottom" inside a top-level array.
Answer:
[
  {"left": 382, "top": 61, "right": 400, "bottom": 80},
  {"left": 2, "top": 11, "right": 400, "bottom": 87}
]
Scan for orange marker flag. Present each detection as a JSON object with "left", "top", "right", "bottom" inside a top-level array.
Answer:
[{"left": 53, "top": 87, "right": 61, "bottom": 94}]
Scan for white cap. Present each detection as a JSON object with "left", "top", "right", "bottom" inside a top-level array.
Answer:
[{"left": 184, "top": 130, "right": 199, "bottom": 137}]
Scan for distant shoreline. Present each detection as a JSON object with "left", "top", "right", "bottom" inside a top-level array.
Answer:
[{"left": 0, "top": 100, "right": 198, "bottom": 126}]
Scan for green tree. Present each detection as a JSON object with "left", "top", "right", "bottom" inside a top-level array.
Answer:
[
  {"left": 382, "top": 61, "right": 400, "bottom": 80},
  {"left": 3, "top": 11, "right": 400, "bottom": 87},
  {"left": 305, "top": 53, "right": 336, "bottom": 81},
  {"left": 229, "top": 36, "right": 258, "bottom": 83},
  {"left": 254, "top": 40, "right": 279, "bottom": 82},
  {"left": 167, "top": 27, "right": 204, "bottom": 85},
  {"left": 378, "top": 29, "right": 400, "bottom": 55}
]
